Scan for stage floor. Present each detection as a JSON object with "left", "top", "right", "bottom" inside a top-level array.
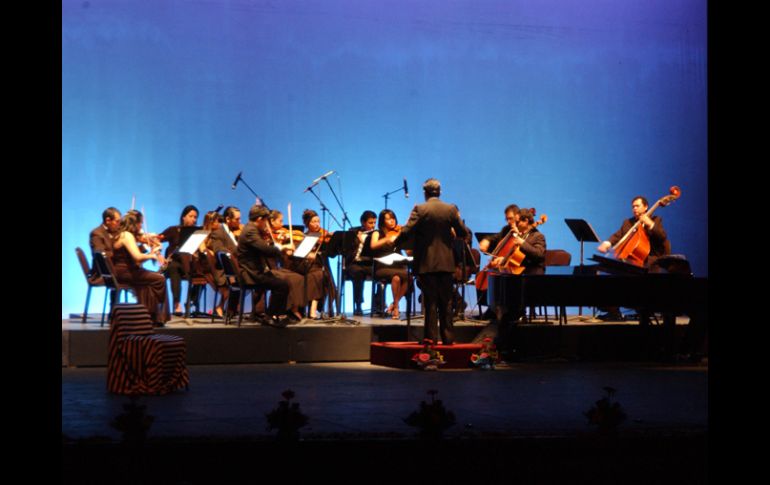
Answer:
[{"left": 62, "top": 311, "right": 692, "bottom": 367}]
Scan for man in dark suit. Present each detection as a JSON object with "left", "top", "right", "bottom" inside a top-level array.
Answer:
[
  {"left": 395, "top": 179, "right": 468, "bottom": 345},
  {"left": 89, "top": 207, "right": 121, "bottom": 259},
  {"left": 237, "top": 205, "right": 291, "bottom": 326}
]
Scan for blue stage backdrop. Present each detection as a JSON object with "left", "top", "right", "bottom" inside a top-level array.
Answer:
[{"left": 62, "top": 0, "right": 707, "bottom": 318}]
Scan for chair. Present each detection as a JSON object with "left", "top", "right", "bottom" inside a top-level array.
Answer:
[
  {"left": 75, "top": 247, "right": 106, "bottom": 323},
  {"left": 107, "top": 303, "right": 188, "bottom": 395},
  {"left": 91, "top": 251, "right": 133, "bottom": 327},
  {"left": 540, "top": 249, "right": 572, "bottom": 324},
  {"left": 180, "top": 253, "right": 209, "bottom": 318},
  {"left": 215, "top": 251, "right": 264, "bottom": 327}
]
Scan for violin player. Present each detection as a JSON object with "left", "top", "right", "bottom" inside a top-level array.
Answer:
[{"left": 370, "top": 208, "right": 411, "bottom": 319}]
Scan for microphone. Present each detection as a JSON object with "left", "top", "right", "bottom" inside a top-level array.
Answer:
[
  {"left": 213, "top": 204, "right": 224, "bottom": 213},
  {"left": 231, "top": 171, "right": 242, "bottom": 190},
  {"left": 303, "top": 170, "right": 336, "bottom": 193},
  {"left": 403, "top": 178, "right": 409, "bottom": 198}
]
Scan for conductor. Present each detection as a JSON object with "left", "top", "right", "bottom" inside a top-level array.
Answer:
[{"left": 395, "top": 178, "right": 468, "bottom": 345}]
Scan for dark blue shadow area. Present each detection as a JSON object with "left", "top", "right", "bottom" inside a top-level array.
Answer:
[{"left": 62, "top": 0, "right": 707, "bottom": 316}]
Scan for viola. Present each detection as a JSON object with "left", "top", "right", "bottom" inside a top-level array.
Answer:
[
  {"left": 274, "top": 227, "right": 305, "bottom": 244},
  {"left": 613, "top": 186, "right": 681, "bottom": 267}
]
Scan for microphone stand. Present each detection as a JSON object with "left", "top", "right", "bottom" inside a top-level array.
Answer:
[
  {"left": 234, "top": 175, "right": 270, "bottom": 210},
  {"left": 305, "top": 185, "right": 359, "bottom": 326},
  {"left": 382, "top": 185, "right": 406, "bottom": 209}
]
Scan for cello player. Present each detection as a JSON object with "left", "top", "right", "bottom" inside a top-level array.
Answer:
[{"left": 596, "top": 195, "right": 670, "bottom": 321}]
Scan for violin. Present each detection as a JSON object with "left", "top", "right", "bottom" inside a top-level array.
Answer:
[
  {"left": 274, "top": 227, "right": 305, "bottom": 245},
  {"left": 613, "top": 186, "right": 681, "bottom": 267},
  {"left": 386, "top": 224, "right": 402, "bottom": 239}
]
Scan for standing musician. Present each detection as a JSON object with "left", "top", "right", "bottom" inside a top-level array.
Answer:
[
  {"left": 345, "top": 210, "right": 377, "bottom": 316},
  {"left": 596, "top": 195, "right": 670, "bottom": 321},
  {"left": 288, "top": 209, "right": 328, "bottom": 319},
  {"left": 159, "top": 205, "right": 200, "bottom": 316},
  {"left": 266, "top": 209, "right": 310, "bottom": 322},
  {"left": 394, "top": 178, "right": 468, "bottom": 345},
  {"left": 111, "top": 211, "right": 170, "bottom": 326},
  {"left": 370, "top": 209, "right": 411, "bottom": 319},
  {"left": 236, "top": 205, "right": 291, "bottom": 327}
]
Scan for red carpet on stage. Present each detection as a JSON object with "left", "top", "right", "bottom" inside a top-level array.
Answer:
[{"left": 370, "top": 342, "right": 483, "bottom": 369}]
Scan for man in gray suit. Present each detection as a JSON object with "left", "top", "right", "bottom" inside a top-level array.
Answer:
[{"left": 395, "top": 179, "right": 468, "bottom": 345}]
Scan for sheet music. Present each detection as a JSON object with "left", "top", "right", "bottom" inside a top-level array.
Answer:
[
  {"left": 179, "top": 230, "right": 210, "bottom": 254},
  {"left": 293, "top": 235, "right": 320, "bottom": 258},
  {"left": 374, "top": 253, "right": 413, "bottom": 265}
]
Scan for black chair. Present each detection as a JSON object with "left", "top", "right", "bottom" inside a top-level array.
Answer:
[
  {"left": 215, "top": 251, "right": 264, "bottom": 327},
  {"left": 91, "top": 251, "right": 132, "bottom": 327},
  {"left": 180, "top": 253, "right": 209, "bottom": 318},
  {"left": 75, "top": 247, "right": 106, "bottom": 323}
]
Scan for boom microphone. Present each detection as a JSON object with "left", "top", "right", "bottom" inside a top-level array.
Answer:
[
  {"left": 231, "top": 171, "right": 242, "bottom": 190},
  {"left": 304, "top": 170, "right": 336, "bottom": 193},
  {"left": 403, "top": 178, "right": 409, "bottom": 198}
]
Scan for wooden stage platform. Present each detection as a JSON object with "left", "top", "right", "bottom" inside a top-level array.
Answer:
[{"left": 62, "top": 311, "right": 691, "bottom": 367}]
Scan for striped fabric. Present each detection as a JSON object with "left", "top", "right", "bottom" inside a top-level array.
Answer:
[{"left": 107, "top": 304, "right": 189, "bottom": 395}]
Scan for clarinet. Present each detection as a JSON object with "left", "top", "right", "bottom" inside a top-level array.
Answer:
[{"left": 353, "top": 229, "right": 376, "bottom": 261}]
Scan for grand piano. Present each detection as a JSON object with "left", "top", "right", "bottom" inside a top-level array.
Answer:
[{"left": 487, "top": 255, "right": 708, "bottom": 358}]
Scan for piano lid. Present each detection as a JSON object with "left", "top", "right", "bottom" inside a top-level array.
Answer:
[{"left": 589, "top": 254, "right": 647, "bottom": 275}]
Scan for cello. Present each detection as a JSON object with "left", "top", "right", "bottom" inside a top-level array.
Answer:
[
  {"left": 613, "top": 186, "right": 681, "bottom": 266},
  {"left": 474, "top": 212, "right": 547, "bottom": 290}
]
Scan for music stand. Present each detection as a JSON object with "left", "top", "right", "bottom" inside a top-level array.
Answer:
[
  {"left": 564, "top": 218, "right": 602, "bottom": 321},
  {"left": 564, "top": 219, "right": 601, "bottom": 267}
]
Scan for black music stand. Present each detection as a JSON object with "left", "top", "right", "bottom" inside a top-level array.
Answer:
[
  {"left": 564, "top": 219, "right": 601, "bottom": 267},
  {"left": 564, "top": 219, "right": 602, "bottom": 321}
]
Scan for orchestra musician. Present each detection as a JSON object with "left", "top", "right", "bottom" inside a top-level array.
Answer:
[
  {"left": 345, "top": 210, "right": 377, "bottom": 316},
  {"left": 288, "top": 209, "right": 327, "bottom": 319},
  {"left": 488, "top": 208, "right": 546, "bottom": 275},
  {"left": 111, "top": 211, "right": 170, "bottom": 326},
  {"left": 596, "top": 195, "right": 670, "bottom": 321},
  {"left": 476, "top": 204, "right": 519, "bottom": 319},
  {"left": 160, "top": 205, "right": 200, "bottom": 316},
  {"left": 394, "top": 178, "right": 468, "bottom": 345},
  {"left": 267, "top": 209, "right": 310, "bottom": 322},
  {"left": 597, "top": 195, "right": 669, "bottom": 266},
  {"left": 236, "top": 205, "right": 291, "bottom": 327},
  {"left": 205, "top": 207, "right": 240, "bottom": 318},
  {"left": 370, "top": 209, "right": 411, "bottom": 320},
  {"left": 89, "top": 207, "right": 121, "bottom": 260}
]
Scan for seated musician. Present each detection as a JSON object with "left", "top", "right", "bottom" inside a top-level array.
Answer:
[
  {"left": 370, "top": 209, "right": 411, "bottom": 320},
  {"left": 489, "top": 208, "right": 546, "bottom": 275},
  {"left": 160, "top": 205, "right": 200, "bottom": 316},
  {"left": 267, "top": 210, "right": 309, "bottom": 322},
  {"left": 346, "top": 210, "right": 377, "bottom": 316},
  {"left": 111, "top": 211, "right": 170, "bottom": 326},
  {"left": 288, "top": 209, "right": 327, "bottom": 319},
  {"left": 476, "top": 204, "right": 519, "bottom": 319},
  {"left": 204, "top": 207, "right": 240, "bottom": 318},
  {"left": 596, "top": 195, "right": 670, "bottom": 321},
  {"left": 89, "top": 207, "right": 121, "bottom": 260},
  {"left": 236, "top": 205, "right": 291, "bottom": 326},
  {"left": 479, "top": 204, "right": 519, "bottom": 255}
]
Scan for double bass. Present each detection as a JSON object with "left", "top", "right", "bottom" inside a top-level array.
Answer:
[
  {"left": 613, "top": 186, "right": 681, "bottom": 267},
  {"left": 474, "top": 212, "right": 547, "bottom": 290}
]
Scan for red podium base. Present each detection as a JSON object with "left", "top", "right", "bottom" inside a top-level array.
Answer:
[{"left": 370, "top": 341, "right": 483, "bottom": 369}]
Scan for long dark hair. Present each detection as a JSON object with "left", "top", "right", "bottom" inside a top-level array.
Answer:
[
  {"left": 179, "top": 205, "right": 199, "bottom": 225},
  {"left": 377, "top": 209, "right": 397, "bottom": 232}
]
